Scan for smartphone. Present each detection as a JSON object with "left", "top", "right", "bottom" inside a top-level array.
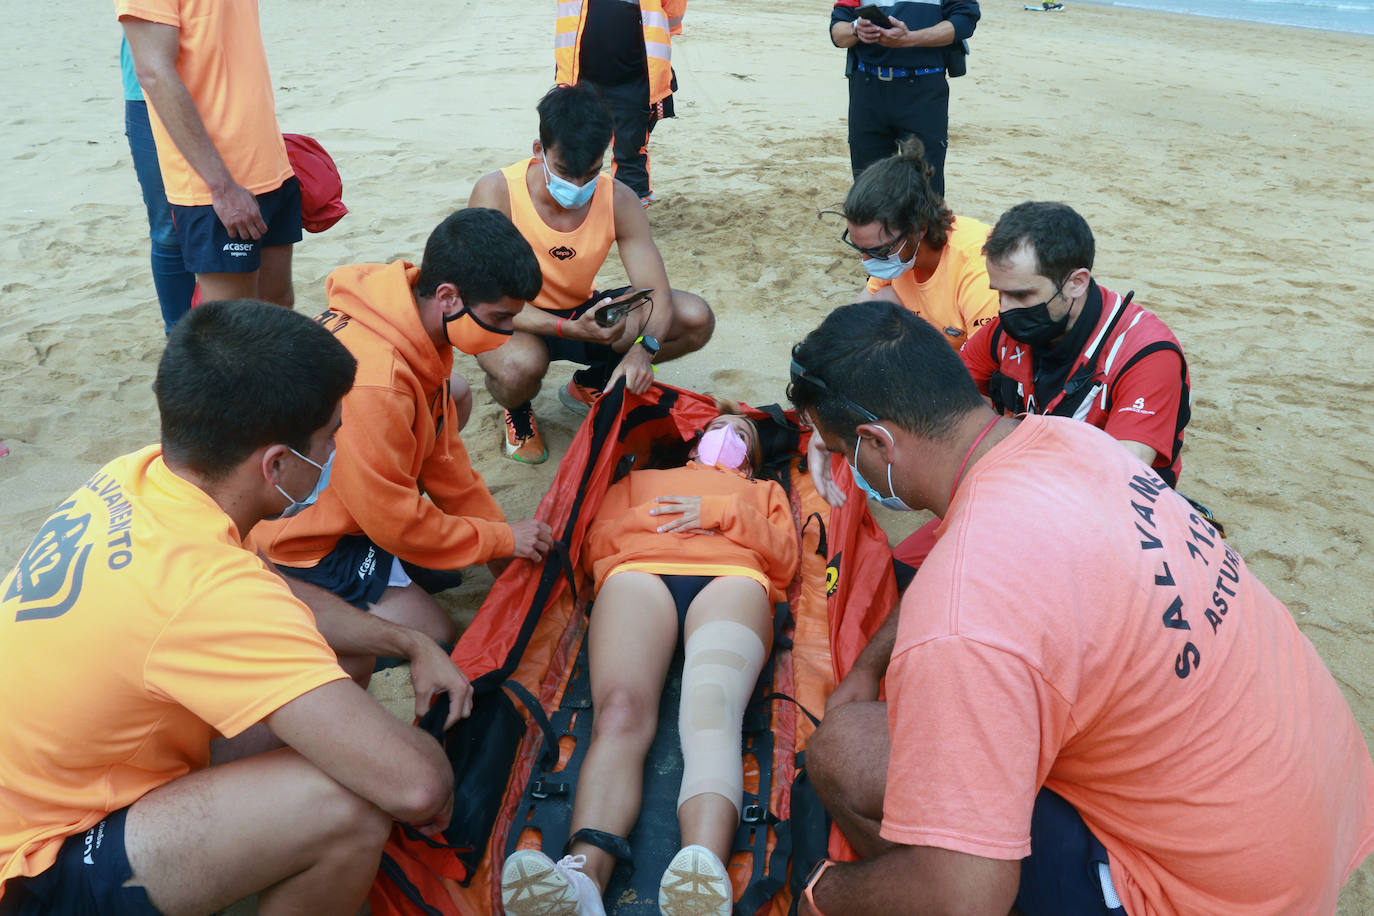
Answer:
[
  {"left": 593, "top": 287, "right": 654, "bottom": 328},
  {"left": 854, "top": 4, "right": 894, "bottom": 27}
]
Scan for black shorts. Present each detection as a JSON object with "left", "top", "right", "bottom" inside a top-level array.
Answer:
[
  {"left": 540, "top": 287, "right": 631, "bottom": 366},
  {"left": 170, "top": 176, "right": 303, "bottom": 274},
  {"left": 660, "top": 573, "right": 715, "bottom": 641},
  {"left": 593, "top": 572, "right": 714, "bottom": 645},
  {"left": 1016, "top": 787, "right": 1127, "bottom": 916},
  {"left": 0, "top": 807, "right": 158, "bottom": 916}
]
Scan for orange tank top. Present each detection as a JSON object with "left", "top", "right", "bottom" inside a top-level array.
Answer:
[{"left": 501, "top": 159, "right": 617, "bottom": 314}]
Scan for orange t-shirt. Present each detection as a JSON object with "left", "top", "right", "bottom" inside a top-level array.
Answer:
[
  {"left": 0, "top": 447, "right": 347, "bottom": 890},
  {"left": 881, "top": 416, "right": 1374, "bottom": 914},
  {"left": 865, "top": 215, "right": 999, "bottom": 348},
  {"left": 115, "top": 0, "right": 293, "bottom": 206},
  {"left": 502, "top": 159, "right": 616, "bottom": 314},
  {"left": 584, "top": 463, "right": 799, "bottom": 603}
]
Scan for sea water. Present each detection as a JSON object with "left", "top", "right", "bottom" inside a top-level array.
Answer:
[{"left": 1093, "top": 0, "right": 1374, "bottom": 35}]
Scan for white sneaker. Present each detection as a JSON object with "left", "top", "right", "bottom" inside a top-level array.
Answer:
[
  {"left": 501, "top": 849, "right": 607, "bottom": 916},
  {"left": 658, "top": 844, "right": 732, "bottom": 916}
]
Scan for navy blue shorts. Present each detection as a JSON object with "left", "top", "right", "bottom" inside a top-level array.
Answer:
[
  {"left": 1016, "top": 787, "right": 1127, "bottom": 916},
  {"left": 0, "top": 807, "right": 158, "bottom": 916},
  {"left": 276, "top": 532, "right": 398, "bottom": 609},
  {"left": 275, "top": 534, "right": 464, "bottom": 609},
  {"left": 540, "top": 287, "right": 629, "bottom": 366},
  {"left": 170, "top": 175, "right": 302, "bottom": 274}
]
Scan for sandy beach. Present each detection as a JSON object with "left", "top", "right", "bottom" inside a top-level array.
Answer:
[{"left": 3, "top": 0, "right": 1372, "bottom": 909}]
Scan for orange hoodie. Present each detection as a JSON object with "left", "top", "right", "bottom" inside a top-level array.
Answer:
[
  {"left": 584, "top": 463, "right": 799, "bottom": 603},
  {"left": 250, "top": 261, "right": 513, "bottom": 569}
]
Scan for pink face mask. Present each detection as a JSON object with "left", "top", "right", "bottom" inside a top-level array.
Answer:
[{"left": 698, "top": 425, "right": 749, "bottom": 471}]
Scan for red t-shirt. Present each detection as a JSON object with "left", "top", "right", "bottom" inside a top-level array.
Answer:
[{"left": 882, "top": 416, "right": 1374, "bottom": 914}]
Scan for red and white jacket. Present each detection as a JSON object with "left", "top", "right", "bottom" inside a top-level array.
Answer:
[{"left": 961, "top": 282, "right": 1190, "bottom": 486}]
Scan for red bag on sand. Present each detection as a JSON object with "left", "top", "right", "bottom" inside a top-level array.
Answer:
[{"left": 284, "top": 133, "right": 348, "bottom": 233}]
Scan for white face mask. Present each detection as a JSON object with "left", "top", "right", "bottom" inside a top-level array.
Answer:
[
  {"left": 274, "top": 447, "right": 333, "bottom": 518},
  {"left": 849, "top": 426, "right": 914, "bottom": 512}
]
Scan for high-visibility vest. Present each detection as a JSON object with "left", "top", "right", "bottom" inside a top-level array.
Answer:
[{"left": 555, "top": 0, "right": 678, "bottom": 103}]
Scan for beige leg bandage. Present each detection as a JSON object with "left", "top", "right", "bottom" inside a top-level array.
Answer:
[{"left": 676, "top": 619, "right": 768, "bottom": 814}]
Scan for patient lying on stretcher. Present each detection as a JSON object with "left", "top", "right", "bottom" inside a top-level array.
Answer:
[{"left": 501, "top": 410, "right": 801, "bottom": 916}]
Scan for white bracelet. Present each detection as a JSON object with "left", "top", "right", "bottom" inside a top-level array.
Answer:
[{"left": 851, "top": 19, "right": 860, "bottom": 35}]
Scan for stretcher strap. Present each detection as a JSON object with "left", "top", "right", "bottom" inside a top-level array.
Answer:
[
  {"left": 472, "top": 380, "right": 630, "bottom": 692},
  {"left": 761, "top": 691, "right": 822, "bottom": 729},
  {"left": 502, "top": 679, "right": 561, "bottom": 770}
]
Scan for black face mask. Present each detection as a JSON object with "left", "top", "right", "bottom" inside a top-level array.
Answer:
[{"left": 1000, "top": 287, "right": 1070, "bottom": 347}]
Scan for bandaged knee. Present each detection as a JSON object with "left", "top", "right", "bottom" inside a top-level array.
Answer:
[{"left": 676, "top": 620, "right": 768, "bottom": 815}]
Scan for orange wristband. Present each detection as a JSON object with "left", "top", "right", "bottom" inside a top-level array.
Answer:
[
  {"left": 556, "top": 318, "right": 566, "bottom": 338},
  {"left": 803, "top": 859, "right": 835, "bottom": 916}
]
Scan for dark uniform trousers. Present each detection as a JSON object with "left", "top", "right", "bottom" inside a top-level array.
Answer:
[
  {"left": 590, "top": 74, "right": 672, "bottom": 200},
  {"left": 847, "top": 69, "right": 950, "bottom": 197}
]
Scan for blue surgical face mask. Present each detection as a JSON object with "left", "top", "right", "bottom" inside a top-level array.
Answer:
[
  {"left": 861, "top": 235, "right": 920, "bottom": 281},
  {"left": 275, "top": 447, "right": 333, "bottom": 518},
  {"left": 542, "top": 155, "right": 597, "bottom": 209},
  {"left": 849, "top": 426, "right": 914, "bottom": 512}
]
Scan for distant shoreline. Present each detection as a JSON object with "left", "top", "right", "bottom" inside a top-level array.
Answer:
[{"left": 1074, "top": 0, "right": 1374, "bottom": 35}]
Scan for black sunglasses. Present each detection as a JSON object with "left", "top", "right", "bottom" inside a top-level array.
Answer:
[
  {"left": 840, "top": 227, "right": 907, "bottom": 260},
  {"left": 789, "top": 351, "right": 880, "bottom": 423}
]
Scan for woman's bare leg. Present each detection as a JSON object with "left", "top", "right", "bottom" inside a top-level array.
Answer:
[{"left": 567, "top": 571, "right": 678, "bottom": 890}]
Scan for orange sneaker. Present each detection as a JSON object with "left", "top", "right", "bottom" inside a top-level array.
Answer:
[
  {"left": 557, "top": 377, "right": 600, "bottom": 417},
  {"left": 504, "top": 406, "right": 548, "bottom": 464}
]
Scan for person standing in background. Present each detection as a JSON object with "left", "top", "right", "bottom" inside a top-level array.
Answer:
[
  {"left": 829, "top": 0, "right": 980, "bottom": 195},
  {"left": 121, "top": 37, "right": 194, "bottom": 334},
  {"left": 555, "top": 0, "right": 686, "bottom": 205},
  {"left": 119, "top": 0, "right": 301, "bottom": 308}
]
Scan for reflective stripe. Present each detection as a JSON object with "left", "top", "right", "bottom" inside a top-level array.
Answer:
[
  {"left": 554, "top": 32, "right": 579, "bottom": 49},
  {"left": 557, "top": 1, "right": 582, "bottom": 16},
  {"left": 646, "top": 43, "right": 671, "bottom": 60},
  {"left": 1097, "top": 312, "right": 1146, "bottom": 410},
  {"left": 1072, "top": 385, "right": 1101, "bottom": 422},
  {"left": 642, "top": 9, "right": 669, "bottom": 29},
  {"left": 1082, "top": 289, "right": 1125, "bottom": 368}
]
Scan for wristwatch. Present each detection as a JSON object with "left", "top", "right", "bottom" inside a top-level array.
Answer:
[
  {"left": 636, "top": 334, "right": 661, "bottom": 357},
  {"left": 803, "top": 859, "right": 836, "bottom": 916}
]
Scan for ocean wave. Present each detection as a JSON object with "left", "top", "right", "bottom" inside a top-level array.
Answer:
[
  {"left": 1104, "top": 0, "right": 1374, "bottom": 33},
  {"left": 1241, "top": 0, "right": 1374, "bottom": 12}
]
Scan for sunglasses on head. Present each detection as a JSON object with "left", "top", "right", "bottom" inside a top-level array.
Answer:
[{"left": 789, "top": 350, "right": 880, "bottom": 423}]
